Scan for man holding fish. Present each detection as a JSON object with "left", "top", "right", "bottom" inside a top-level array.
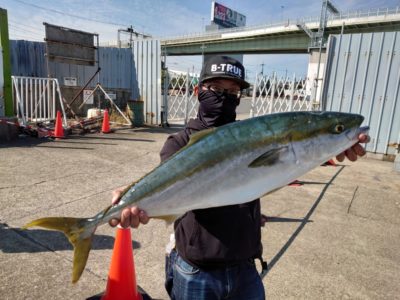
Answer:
[{"left": 109, "top": 56, "right": 369, "bottom": 300}]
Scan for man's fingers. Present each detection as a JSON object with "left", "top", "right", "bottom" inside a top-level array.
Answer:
[
  {"left": 108, "top": 199, "right": 149, "bottom": 228},
  {"left": 358, "top": 133, "right": 370, "bottom": 143},
  {"left": 352, "top": 143, "right": 366, "bottom": 157},
  {"left": 109, "top": 218, "right": 119, "bottom": 227},
  {"left": 130, "top": 207, "right": 141, "bottom": 228},
  {"left": 111, "top": 187, "right": 126, "bottom": 205},
  {"left": 120, "top": 208, "right": 132, "bottom": 228},
  {"left": 336, "top": 152, "right": 345, "bottom": 162},
  {"left": 112, "top": 190, "right": 122, "bottom": 205},
  {"left": 139, "top": 210, "right": 150, "bottom": 224},
  {"left": 336, "top": 134, "right": 368, "bottom": 163},
  {"left": 345, "top": 148, "right": 357, "bottom": 161},
  {"left": 111, "top": 196, "right": 120, "bottom": 205}
]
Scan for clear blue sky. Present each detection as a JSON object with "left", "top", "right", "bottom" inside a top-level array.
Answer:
[{"left": 1, "top": 0, "right": 399, "bottom": 81}]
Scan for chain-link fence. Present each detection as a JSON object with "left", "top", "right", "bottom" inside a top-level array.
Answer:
[
  {"left": 250, "top": 73, "right": 318, "bottom": 117},
  {"left": 165, "top": 70, "right": 200, "bottom": 124},
  {"left": 163, "top": 71, "right": 318, "bottom": 124}
]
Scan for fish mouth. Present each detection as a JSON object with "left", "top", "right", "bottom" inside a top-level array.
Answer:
[{"left": 345, "top": 125, "right": 370, "bottom": 141}]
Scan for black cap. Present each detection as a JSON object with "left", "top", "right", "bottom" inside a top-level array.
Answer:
[{"left": 200, "top": 56, "right": 250, "bottom": 89}]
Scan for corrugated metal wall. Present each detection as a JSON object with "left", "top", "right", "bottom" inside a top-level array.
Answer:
[
  {"left": 132, "top": 39, "right": 162, "bottom": 125},
  {"left": 10, "top": 40, "right": 134, "bottom": 89},
  {"left": 323, "top": 32, "right": 400, "bottom": 155},
  {"left": 10, "top": 41, "right": 47, "bottom": 78},
  {"left": 10, "top": 40, "right": 162, "bottom": 125}
]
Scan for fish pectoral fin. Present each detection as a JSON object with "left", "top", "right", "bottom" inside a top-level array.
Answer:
[
  {"left": 187, "top": 128, "right": 215, "bottom": 146},
  {"left": 249, "top": 146, "right": 288, "bottom": 168},
  {"left": 22, "top": 217, "right": 95, "bottom": 284},
  {"left": 152, "top": 214, "right": 179, "bottom": 225}
]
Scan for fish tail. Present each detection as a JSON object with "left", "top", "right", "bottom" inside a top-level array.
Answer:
[{"left": 22, "top": 217, "right": 95, "bottom": 283}]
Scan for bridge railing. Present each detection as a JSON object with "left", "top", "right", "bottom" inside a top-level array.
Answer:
[{"left": 161, "top": 6, "right": 400, "bottom": 43}]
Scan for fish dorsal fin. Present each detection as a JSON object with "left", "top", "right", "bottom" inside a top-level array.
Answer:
[
  {"left": 249, "top": 146, "right": 288, "bottom": 168},
  {"left": 187, "top": 128, "right": 215, "bottom": 146}
]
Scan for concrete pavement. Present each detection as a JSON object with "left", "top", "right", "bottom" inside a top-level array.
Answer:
[{"left": 0, "top": 126, "right": 399, "bottom": 299}]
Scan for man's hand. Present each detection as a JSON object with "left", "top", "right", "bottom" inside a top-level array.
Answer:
[
  {"left": 336, "top": 133, "right": 370, "bottom": 162},
  {"left": 108, "top": 188, "right": 150, "bottom": 228}
]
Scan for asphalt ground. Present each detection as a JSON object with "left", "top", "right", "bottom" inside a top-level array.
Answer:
[{"left": 1, "top": 123, "right": 399, "bottom": 299}]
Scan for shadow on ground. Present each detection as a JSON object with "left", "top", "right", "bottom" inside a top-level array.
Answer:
[
  {"left": 0, "top": 224, "right": 141, "bottom": 253},
  {"left": 68, "top": 135, "right": 155, "bottom": 143},
  {"left": 130, "top": 124, "right": 184, "bottom": 134},
  {"left": 265, "top": 217, "right": 314, "bottom": 223},
  {"left": 0, "top": 132, "right": 156, "bottom": 149},
  {"left": 262, "top": 166, "right": 346, "bottom": 278}
]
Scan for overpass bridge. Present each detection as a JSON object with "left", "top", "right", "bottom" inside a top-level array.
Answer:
[{"left": 161, "top": 7, "right": 400, "bottom": 55}]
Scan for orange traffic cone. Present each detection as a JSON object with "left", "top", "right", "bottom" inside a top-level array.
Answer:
[
  {"left": 101, "top": 226, "right": 142, "bottom": 300},
  {"left": 322, "top": 159, "right": 336, "bottom": 166},
  {"left": 102, "top": 109, "right": 111, "bottom": 134},
  {"left": 53, "top": 111, "right": 65, "bottom": 138}
]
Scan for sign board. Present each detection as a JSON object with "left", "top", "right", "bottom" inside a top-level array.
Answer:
[
  {"left": 211, "top": 2, "right": 246, "bottom": 28},
  {"left": 64, "top": 77, "right": 77, "bottom": 86},
  {"left": 105, "top": 91, "right": 116, "bottom": 100},
  {"left": 44, "top": 23, "right": 96, "bottom": 66},
  {"left": 83, "top": 90, "right": 94, "bottom": 105}
]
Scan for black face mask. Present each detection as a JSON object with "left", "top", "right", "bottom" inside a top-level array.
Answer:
[{"left": 197, "top": 89, "right": 240, "bottom": 128}]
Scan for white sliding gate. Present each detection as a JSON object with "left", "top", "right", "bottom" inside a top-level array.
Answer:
[{"left": 12, "top": 76, "right": 66, "bottom": 126}]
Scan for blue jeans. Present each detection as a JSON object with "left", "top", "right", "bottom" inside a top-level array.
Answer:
[{"left": 165, "top": 249, "right": 265, "bottom": 300}]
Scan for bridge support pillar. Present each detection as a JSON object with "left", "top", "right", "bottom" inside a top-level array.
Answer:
[{"left": 307, "top": 48, "right": 327, "bottom": 109}]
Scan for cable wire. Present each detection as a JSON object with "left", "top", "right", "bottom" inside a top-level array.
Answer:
[
  {"left": 12, "top": 0, "right": 130, "bottom": 27},
  {"left": 8, "top": 20, "right": 44, "bottom": 34},
  {"left": 9, "top": 24, "right": 43, "bottom": 37}
]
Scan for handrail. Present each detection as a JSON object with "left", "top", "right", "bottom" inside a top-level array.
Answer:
[{"left": 160, "top": 6, "right": 400, "bottom": 43}]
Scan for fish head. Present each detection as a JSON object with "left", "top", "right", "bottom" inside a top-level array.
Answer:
[
  {"left": 252, "top": 112, "right": 369, "bottom": 165},
  {"left": 305, "top": 111, "right": 366, "bottom": 139},
  {"left": 284, "top": 111, "right": 369, "bottom": 162}
]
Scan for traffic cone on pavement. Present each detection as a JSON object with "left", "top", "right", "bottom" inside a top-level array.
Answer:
[
  {"left": 102, "top": 109, "right": 111, "bottom": 134},
  {"left": 322, "top": 159, "right": 336, "bottom": 166},
  {"left": 101, "top": 226, "right": 142, "bottom": 300},
  {"left": 53, "top": 111, "right": 65, "bottom": 138}
]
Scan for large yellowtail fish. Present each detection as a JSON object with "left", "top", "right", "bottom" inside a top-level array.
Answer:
[{"left": 23, "top": 111, "right": 369, "bottom": 283}]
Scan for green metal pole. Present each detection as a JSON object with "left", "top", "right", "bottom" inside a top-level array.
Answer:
[{"left": 0, "top": 8, "right": 13, "bottom": 117}]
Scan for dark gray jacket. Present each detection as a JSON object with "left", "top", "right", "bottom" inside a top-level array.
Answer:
[{"left": 160, "top": 118, "right": 262, "bottom": 269}]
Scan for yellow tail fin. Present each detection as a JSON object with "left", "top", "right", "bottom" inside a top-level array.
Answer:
[{"left": 22, "top": 217, "right": 95, "bottom": 283}]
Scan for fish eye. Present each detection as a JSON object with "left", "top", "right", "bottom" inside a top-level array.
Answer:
[{"left": 334, "top": 124, "right": 345, "bottom": 133}]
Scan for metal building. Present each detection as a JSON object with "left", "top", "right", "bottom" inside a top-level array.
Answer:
[
  {"left": 322, "top": 31, "right": 400, "bottom": 156},
  {"left": 9, "top": 39, "right": 162, "bottom": 125}
]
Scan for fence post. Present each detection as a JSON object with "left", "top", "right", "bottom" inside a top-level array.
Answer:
[
  {"left": 184, "top": 71, "right": 190, "bottom": 125},
  {"left": 162, "top": 68, "right": 169, "bottom": 127},
  {"left": 269, "top": 72, "right": 276, "bottom": 114},
  {"left": 289, "top": 73, "right": 296, "bottom": 111},
  {"left": 0, "top": 8, "right": 13, "bottom": 117},
  {"left": 250, "top": 74, "right": 258, "bottom": 118},
  {"left": 54, "top": 79, "right": 67, "bottom": 126}
]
